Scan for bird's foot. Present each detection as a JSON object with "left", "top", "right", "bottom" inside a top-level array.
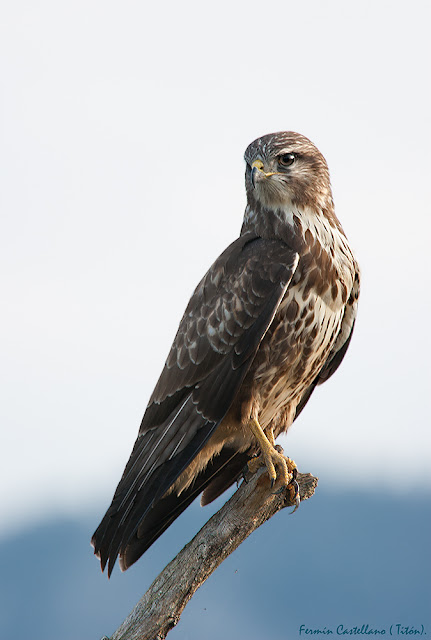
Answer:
[
  {"left": 243, "top": 418, "right": 300, "bottom": 510},
  {"left": 242, "top": 447, "right": 300, "bottom": 511},
  {"left": 247, "top": 444, "right": 297, "bottom": 488},
  {"left": 274, "top": 466, "right": 300, "bottom": 513}
]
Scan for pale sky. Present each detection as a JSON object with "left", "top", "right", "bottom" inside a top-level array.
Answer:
[{"left": 1, "top": 0, "right": 430, "bottom": 540}]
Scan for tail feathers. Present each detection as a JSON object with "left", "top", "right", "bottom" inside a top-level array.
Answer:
[
  {"left": 92, "top": 443, "right": 252, "bottom": 576},
  {"left": 92, "top": 414, "right": 217, "bottom": 577},
  {"left": 200, "top": 449, "right": 251, "bottom": 506},
  {"left": 119, "top": 445, "right": 252, "bottom": 572}
]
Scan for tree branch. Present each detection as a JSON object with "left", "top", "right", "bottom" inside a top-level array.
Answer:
[{"left": 107, "top": 468, "right": 318, "bottom": 640}]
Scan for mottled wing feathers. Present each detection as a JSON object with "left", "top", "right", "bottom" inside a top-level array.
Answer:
[
  {"left": 92, "top": 233, "right": 299, "bottom": 575},
  {"left": 146, "top": 232, "right": 298, "bottom": 411}
]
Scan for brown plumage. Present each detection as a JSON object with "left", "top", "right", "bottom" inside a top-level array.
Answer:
[{"left": 91, "top": 131, "right": 360, "bottom": 576}]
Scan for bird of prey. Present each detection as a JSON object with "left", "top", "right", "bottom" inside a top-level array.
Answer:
[{"left": 92, "top": 131, "right": 360, "bottom": 576}]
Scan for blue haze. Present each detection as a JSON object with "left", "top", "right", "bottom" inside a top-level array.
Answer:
[{"left": 1, "top": 489, "right": 430, "bottom": 640}]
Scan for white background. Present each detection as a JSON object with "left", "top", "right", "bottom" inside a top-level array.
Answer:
[{"left": 1, "top": 0, "right": 430, "bottom": 540}]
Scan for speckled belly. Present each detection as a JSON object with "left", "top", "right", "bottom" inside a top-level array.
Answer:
[{"left": 251, "top": 284, "right": 345, "bottom": 429}]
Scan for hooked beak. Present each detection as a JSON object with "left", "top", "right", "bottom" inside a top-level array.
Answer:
[
  {"left": 251, "top": 159, "right": 276, "bottom": 188},
  {"left": 251, "top": 159, "right": 264, "bottom": 188}
]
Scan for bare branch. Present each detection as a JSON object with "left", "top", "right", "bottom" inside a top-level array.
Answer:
[{"left": 107, "top": 469, "right": 317, "bottom": 640}]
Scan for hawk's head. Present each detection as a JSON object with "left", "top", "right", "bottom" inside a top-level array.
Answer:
[{"left": 244, "top": 132, "right": 333, "bottom": 212}]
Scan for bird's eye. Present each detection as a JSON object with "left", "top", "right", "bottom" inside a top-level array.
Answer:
[{"left": 278, "top": 153, "right": 296, "bottom": 167}]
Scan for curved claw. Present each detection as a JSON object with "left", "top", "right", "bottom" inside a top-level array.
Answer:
[
  {"left": 270, "top": 467, "right": 300, "bottom": 511},
  {"left": 288, "top": 469, "right": 300, "bottom": 513},
  {"left": 289, "top": 478, "right": 300, "bottom": 514}
]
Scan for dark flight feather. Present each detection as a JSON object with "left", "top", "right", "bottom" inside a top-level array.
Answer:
[{"left": 120, "top": 446, "right": 251, "bottom": 570}]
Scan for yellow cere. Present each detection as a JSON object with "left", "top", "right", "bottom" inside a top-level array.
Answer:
[{"left": 251, "top": 158, "right": 277, "bottom": 178}]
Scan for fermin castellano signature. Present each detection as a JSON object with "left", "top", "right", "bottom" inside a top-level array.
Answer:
[{"left": 299, "top": 624, "right": 426, "bottom": 636}]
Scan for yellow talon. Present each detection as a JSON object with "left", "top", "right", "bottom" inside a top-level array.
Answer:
[{"left": 246, "top": 419, "right": 297, "bottom": 488}]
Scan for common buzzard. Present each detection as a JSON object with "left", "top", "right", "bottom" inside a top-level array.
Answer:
[{"left": 92, "top": 131, "right": 360, "bottom": 576}]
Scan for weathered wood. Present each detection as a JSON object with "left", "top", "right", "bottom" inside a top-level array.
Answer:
[{"left": 104, "top": 468, "right": 317, "bottom": 640}]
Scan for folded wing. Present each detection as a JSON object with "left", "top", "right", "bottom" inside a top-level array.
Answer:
[{"left": 91, "top": 233, "right": 299, "bottom": 575}]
